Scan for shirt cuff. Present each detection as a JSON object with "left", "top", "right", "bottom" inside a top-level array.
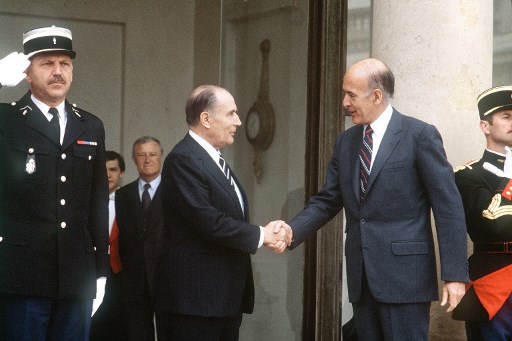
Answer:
[{"left": 258, "top": 226, "right": 264, "bottom": 248}]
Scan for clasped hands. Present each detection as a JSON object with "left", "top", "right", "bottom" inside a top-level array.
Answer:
[{"left": 263, "top": 220, "right": 293, "bottom": 253}]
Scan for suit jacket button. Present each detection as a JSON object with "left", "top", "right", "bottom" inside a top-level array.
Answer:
[{"left": 361, "top": 219, "right": 365, "bottom": 224}]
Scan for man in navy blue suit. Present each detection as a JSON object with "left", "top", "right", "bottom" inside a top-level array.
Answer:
[{"left": 288, "top": 58, "right": 469, "bottom": 340}]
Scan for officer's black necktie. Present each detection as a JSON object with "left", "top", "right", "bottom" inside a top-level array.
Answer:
[
  {"left": 48, "top": 107, "right": 60, "bottom": 143},
  {"left": 142, "top": 183, "right": 151, "bottom": 212}
]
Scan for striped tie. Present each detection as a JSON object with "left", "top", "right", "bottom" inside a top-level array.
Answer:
[
  {"left": 219, "top": 154, "right": 235, "bottom": 187},
  {"left": 359, "top": 125, "right": 373, "bottom": 202}
]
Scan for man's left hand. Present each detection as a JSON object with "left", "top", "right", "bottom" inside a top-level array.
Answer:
[{"left": 440, "top": 281, "right": 466, "bottom": 312}]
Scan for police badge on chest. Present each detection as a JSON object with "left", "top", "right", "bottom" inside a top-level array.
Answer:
[{"left": 25, "top": 154, "right": 36, "bottom": 174}]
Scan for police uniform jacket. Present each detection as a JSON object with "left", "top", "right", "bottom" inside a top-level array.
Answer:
[
  {"left": 453, "top": 150, "right": 512, "bottom": 320},
  {"left": 0, "top": 91, "right": 109, "bottom": 299}
]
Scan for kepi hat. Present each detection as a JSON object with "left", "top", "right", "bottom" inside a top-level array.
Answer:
[
  {"left": 477, "top": 85, "right": 512, "bottom": 119},
  {"left": 23, "top": 25, "right": 76, "bottom": 59}
]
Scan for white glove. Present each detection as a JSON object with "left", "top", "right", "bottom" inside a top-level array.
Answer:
[
  {"left": 0, "top": 52, "right": 30, "bottom": 88},
  {"left": 504, "top": 146, "right": 512, "bottom": 178},
  {"left": 483, "top": 162, "right": 508, "bottom": 178},
  {"left": 91, "top": 276, "right": 107, "bottom": 317}
]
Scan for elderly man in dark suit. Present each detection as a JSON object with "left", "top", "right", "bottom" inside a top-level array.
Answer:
[
  {"left": 0, "top": 26, "right": 109, "bottom": 340},
  {"left": 116, "top": 136, "right": 164, "bottom": 341},
  {"left": 154, "top": 85, "right": 291, "bottom": 341},
  {"left": 287, "top": 58, "right": 469, "bottom": 340}
]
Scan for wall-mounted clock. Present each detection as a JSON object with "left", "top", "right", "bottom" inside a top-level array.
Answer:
[{"left": 245, "top": 39, "right": 275, "bottom": 183}]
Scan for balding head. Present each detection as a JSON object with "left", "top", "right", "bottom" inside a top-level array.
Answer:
[
  {"left": 186, "top": 85, "right": 226, "bottom": 127},
  {"left": 342, "top": 58, "right": 395, "bottom": 125},
  {"left": 347, "top": 58, "right": 394, "bottom": 100}
]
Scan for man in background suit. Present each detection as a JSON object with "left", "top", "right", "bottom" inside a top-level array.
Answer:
[
  {"left": 116, "top": 136, "right": 164, "bottom": 341},
  {"left": 0, "top": 26, "right": 109, "bottom": 340},
  {"left": 90, "top": 151, "right": 127, "bottom": 340},
  {"left": 154, "top": 85, "right": 290, "bottom": 340},
  {"left": 287, "top": 58, "right": 468, "bottom": 340}
]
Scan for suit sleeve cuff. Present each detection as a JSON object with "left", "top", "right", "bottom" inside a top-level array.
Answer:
[{"left": 258, "top": 226, "right": 264, "bottom": 248}]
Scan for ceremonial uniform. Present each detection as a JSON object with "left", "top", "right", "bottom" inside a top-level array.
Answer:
[
  {"left": 454, "top": 151, "right": 512, "bottom": 325},
  {"left": 0, "top": 91, "right": 109, "bottom": 300},
  {"left": 452, "top": 85, "right": 512, "bottom": 340}
]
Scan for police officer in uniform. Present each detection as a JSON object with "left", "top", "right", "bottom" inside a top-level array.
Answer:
[
  {"left": 453, "top": 85, "right": 512, "bottom": 340},
  {"left": 0, "top": 26, "right": 109, "bottom": 341}
]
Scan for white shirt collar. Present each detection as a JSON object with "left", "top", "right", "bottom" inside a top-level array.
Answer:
[
  {"left": 138, "top": 174, "right": 161, "bottom": 192},
  {"left": 366, "top": 104, "right": 393, "bottom": 138},
  {"left": 109, "top": 191, "right": 116, "bottom": 201},
  {"left": 187, "top": 130, "right": 245, "bottom": 213},
  {"left": 31, "top": 95, "right": 67, "bottom": 122},
  {"left": 188, "top": 130, "right": 222, "bottom": 164}
]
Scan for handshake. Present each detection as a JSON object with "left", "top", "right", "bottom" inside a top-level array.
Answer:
[{"left": 262, "top": 220, "right": 293, "bottom": 254}]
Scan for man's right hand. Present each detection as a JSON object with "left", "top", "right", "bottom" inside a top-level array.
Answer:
[
  {"left": 263, "top": 220, "right": 293, "bottom": 253},
  {"left": 0, "top": 52, "right": 30, "bottom": 88}
]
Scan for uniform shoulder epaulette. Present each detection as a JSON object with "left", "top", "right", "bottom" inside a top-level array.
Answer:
[
  {"left": 70, "top": 103, "right": 102, "bottom": 121},
  {"left": 454, "top": 159, "right": 479, "bottom": 172},
  {"left": 71, "top": 103, "right": 82, "bottom": 118}
]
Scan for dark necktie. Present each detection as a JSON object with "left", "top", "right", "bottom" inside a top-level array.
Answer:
[
  {"left": 48, "top": 107, "right": 60, "bottom": 143},
  {"left": 142, "top": 183, "right": 151, "bottom": 211},
  {"left": 219, "top": 154, "right": 235, "bottom": 188},
  {"left": 359, "top": 125, "right": 373, "bottom": 202}
]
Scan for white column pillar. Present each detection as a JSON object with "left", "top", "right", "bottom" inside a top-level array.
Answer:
[{"left": 371, "top": 1, "right": 493, "bottom": 166}]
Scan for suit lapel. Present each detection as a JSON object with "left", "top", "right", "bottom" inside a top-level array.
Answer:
[
  {"left": 146, "top": 185, "right": 162, "bottom": 231},
  {"left": 184, "top": 134, "right": 245, "bottom": 218},
  {"left": 126, "top": 181, "right": 145, "bottom": 235},
  {"left": 351, "top": 125, "right": 364, "bottom": 201},
  {"left": 229, "top": 170, "right": 249, "bottom": 221},
  {"left": 20, "top": 92, "right": 60, "bottom": 146},
  {"left": 366, "top": 110, "right": 402, "bottom": 193},
  {"left": 62, "top": 101, "right": 86, "bottom": 150}
]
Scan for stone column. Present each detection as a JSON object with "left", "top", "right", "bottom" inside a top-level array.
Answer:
[
  {"left": 372, "top": 1, "right": 492, "bottom": 166},
  {"left": 370, "top": 2, "right": 493, "bottom": 340}
]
